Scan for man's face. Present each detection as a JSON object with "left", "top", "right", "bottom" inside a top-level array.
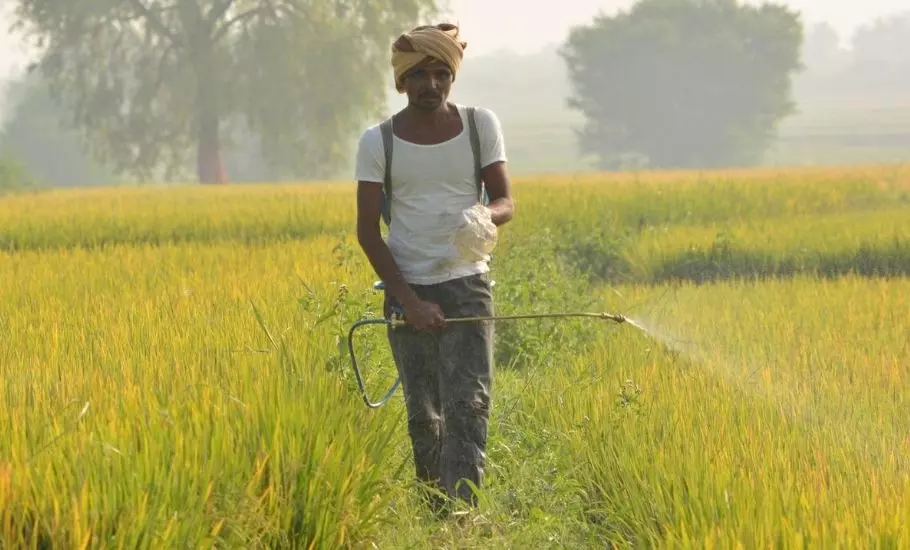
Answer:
[{"left": 402, "top": 59, "right": 454, "bottom": 111}]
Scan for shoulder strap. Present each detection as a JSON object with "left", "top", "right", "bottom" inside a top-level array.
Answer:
[
  {"left": 466, "top": 107, "right": 487, "bottom": 205},
  {"left": 379, "top": 117, "right": 394, "bottom": 225}
]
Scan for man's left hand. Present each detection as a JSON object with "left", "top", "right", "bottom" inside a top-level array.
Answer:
[{"left": 453, "top": 204, "right": 498, "bottom": 262}]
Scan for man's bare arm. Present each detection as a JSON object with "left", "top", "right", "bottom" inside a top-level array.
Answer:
[
  {"left": 481, "top": 161, "right": 514, "bottom": 226},
  {"left": 357, "top": 182, "right": 446, "bottom": 330},
  {"left": 356, "top": 181, "right": 422, "bottom": 310}
]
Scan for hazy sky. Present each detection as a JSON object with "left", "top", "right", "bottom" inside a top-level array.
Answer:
[
  {"left": 442, "top": 0, "right": 909, "bottom": 56},
  {"left": 1, "top": 0, "right": 908, "bottom": 83}
]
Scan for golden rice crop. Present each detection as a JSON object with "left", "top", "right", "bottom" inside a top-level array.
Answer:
[
  {"left": 1, "top": 164, "right": 908, "bottom": 547},
  {"left": 529, "top": 275, "right": 909, "bottom": 547}
]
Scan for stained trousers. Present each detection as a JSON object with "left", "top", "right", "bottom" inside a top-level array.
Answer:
[{"left": 384, "top": 273, "right": 494, "bottom": 507}]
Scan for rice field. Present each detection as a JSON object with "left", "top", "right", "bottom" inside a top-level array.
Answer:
[{"left": 1, "top": 164, "right": 908, "bottom": 548}]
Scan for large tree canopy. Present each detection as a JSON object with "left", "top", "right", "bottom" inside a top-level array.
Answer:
[
  {"left": 10, "top": 0, "right": 438, "bottom": 183},
  {"left": 560, "top": 0, "right": 803, "bottom": 170}
]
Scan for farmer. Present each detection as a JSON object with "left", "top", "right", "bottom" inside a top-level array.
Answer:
[{"left": 354, "top": 22, "right": 515, "bottom": 514}]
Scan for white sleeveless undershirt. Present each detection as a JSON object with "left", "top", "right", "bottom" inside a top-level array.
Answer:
[{"left": 354, "top": 104, "right": 507, "bottom": 285}]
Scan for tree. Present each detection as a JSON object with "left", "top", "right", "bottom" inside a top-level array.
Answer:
[
  {"left": 791, "top": 22, "right": 849, "bottom": 101},
  {"left": 0, "top": 156, "right": 39, "bottom": 193},
  {"left": 10, "top": 0, "right": 439, "bottom": 183},
  {"left": 560, "top": 0, "right": 803, "bottom": 170},
  {"left": 802, "top": 22, "right": 845, "bottom": 76},
  {"left": 849, "top": 11, "right": 910, "bottom": 95},
  {"left": 0, "top": 72, "right": 118, "bottom": 187}
]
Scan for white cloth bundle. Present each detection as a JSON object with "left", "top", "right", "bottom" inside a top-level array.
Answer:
[{"left": 451, "top": 203, "right": 498, "bottom": 262}]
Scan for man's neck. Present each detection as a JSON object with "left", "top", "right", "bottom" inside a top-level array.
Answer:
[{"left": 402, "top": 102, "right": 454, "bottom": 126}]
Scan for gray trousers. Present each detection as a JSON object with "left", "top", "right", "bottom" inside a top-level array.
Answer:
[{"left": 384, "top": 273, "right": 494, "bottom": 507}]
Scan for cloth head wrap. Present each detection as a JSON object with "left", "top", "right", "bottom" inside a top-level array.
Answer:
[{"left": 391, "top": 24, "right": 467, "bottom": 93}]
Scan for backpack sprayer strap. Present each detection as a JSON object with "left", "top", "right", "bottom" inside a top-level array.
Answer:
[
  {"left": 379, "top": 117, "right": 394, "bottom": 226},
  {"left": 466, "top": 106, "right": 487, "bottom": 205}
]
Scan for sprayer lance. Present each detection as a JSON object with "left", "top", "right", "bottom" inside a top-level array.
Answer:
[
  {"left": 386, "top": 311, "right": 627, "bottom": 327},
  {"left": 347, "top": 311, "right": 627, "bottom": 409}
]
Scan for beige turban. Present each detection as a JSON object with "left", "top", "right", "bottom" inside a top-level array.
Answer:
[{"left": 391, "top": 24, "right": 467, "bottom": 93}]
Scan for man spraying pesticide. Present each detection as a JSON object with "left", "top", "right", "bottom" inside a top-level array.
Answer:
[
  {"left": 353, "top": 22, "right": 628, "bottom": 517},
  {"left": 354, "top": 22, "right": 512, "bottom": 515}
]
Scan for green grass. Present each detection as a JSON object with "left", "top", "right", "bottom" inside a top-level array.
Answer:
[{"left": 1, "top": 165, "right": 909, "bottom": 547}]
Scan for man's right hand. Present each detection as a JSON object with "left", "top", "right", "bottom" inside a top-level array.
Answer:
[{"left": 403, "top": 299, "right": 447, "bottom": 331}]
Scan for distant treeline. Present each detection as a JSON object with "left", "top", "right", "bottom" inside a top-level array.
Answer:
[{"left": 1, "top": 5, "right": 909, "bottom": 187}]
